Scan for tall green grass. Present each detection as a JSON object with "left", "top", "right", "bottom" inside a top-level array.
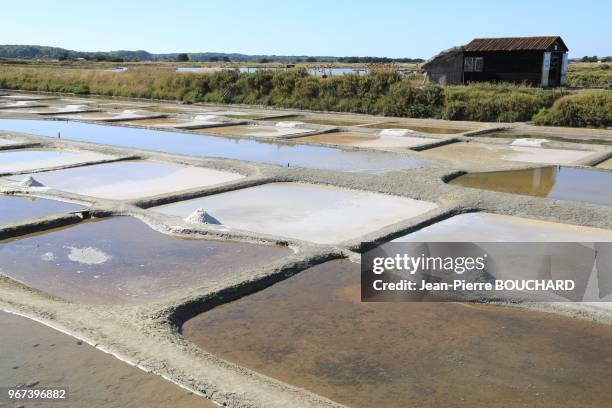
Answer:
[
  {"left": 1, "top": 65, "right": 605, "bottom": 126},
  {"left": 566, "top": 63, "right": 612, "bottom": 88}
]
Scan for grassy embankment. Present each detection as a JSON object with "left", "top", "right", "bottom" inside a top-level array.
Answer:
[{"left": 0, "top": 65, "right": 609, "bottom": 127}]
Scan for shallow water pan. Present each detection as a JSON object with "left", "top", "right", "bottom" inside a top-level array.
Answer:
[
  {"left": 183, "top": 259, "right": 612, "bottom": 408},
  {"left": 0, "top": 217, "right": 291, "bottom": 304},
  {"left": 449, "top": 166, "right": 612, "bottom": 206}
]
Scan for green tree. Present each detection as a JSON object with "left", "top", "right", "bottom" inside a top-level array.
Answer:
[{"left": 177, "top": 53, "right": 189, "bottom": 62}]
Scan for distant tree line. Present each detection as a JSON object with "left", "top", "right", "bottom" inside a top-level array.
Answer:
[
  {"left": 579, "top": 56, "right": 612, "bottom": 63},
  {"left": 0, "top": 45, "right": 153, "bottom": 62},
  {"left": 0, "top": 44, "right": 424, "bottom": 64}
]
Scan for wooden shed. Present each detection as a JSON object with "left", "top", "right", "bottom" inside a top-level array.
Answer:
[{"left": 422, "top": 36, "right": 569, "bottom": 87}]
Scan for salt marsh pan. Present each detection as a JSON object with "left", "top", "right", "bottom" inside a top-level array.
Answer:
[
  {"left": 421, "top": 142, "right": 596, "bottom": 166},
  {"left": 393, "top": 212, "right": 612, "bottom": 242},
  {"left": 153, "top": 182, "right": 437, "bottom": 244},
  {"left": 9, "top": 160, "right": 244, "bottom": 200},
  {"left": 450, "top": 166, "right": 612, "bottom": 207},
  {"left": 0, "top": 149, "right": 117, "bottom": 173}
]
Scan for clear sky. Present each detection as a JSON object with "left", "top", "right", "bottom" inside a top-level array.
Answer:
[{"left": 1, "top": 0, "right": 610, "bottom": 58}]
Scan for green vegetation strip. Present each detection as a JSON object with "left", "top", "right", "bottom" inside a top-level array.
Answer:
[{"left": 0, "top": 66, "right": 610, "bottom": 127}]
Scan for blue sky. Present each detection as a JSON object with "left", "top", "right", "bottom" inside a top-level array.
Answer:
[{"left": 2, "top": 0, "right": 610, "bottom": 58}]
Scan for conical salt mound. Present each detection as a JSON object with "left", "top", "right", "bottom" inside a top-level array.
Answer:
[
  {"left": 184, "top": 208, "right": 221, "bottom": 225},
  {"left": 19, "top": 176, "right": 44, "bottom": 187}
]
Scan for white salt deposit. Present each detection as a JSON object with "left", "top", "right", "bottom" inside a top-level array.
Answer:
[
  {"left": 66, "top": 246, "right": 111, "bottom": 265},
  {"left": 0, "top": 101, "right": 45, "bottom": 108},
  {"left": 119, "top": 109, "right": 149, "bottom": 118},
  {"left": 193, "top": 114, "right": 231, "bottom": 123},
  {"left": 1, "top": 95, "right": 55, "bottom": 101},
  {"left": 211, "top": 110, "right": 252, "bottom": 116},
  {"left": 40, "top": 252, "right": 56, "bottom": 261},
  {"left": 57, "top": 104, "right": 89, "bottom": 112},
  {"left": 276, "top": 121, "right": 305, "bottom": 128},
  {"left": 511, "top": 138, "right": 549, "bottom": 147},
  {"left": 0, "top": 138, "right": 22, "bottom": 147},
  {"left": 184, "top": 208, "right": 221, "bottom": 225},
  {"left": 380, "top": 129, "right": 414, "bottom": 137}
]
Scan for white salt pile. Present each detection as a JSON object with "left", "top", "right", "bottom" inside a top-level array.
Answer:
[
  {"left": 18, "top": 176, "right": 44, "bottom": 187},
  {"left": 117, "top": 109, "right": 150, "bottom": 118},
  {"left": 276, "top": 121, "right": 305, "bottom": 128},
  {"left": 185, "top": 208, "right": 221, "bottom": 225},
  {"left": 194, "top": 115, "right": 231, "bottom": 123},
  {"left": 60, "top": 104, "right": 88, "bottom": 111},
  {"left": 380, "top": 128, "right": 414, "bottom": 137},
  {"left": 511, "top": 138, "right": 549, "bottom": 147}
]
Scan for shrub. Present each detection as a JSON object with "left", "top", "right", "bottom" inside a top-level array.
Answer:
[
  {"left": 442, "top": 83, "right": 555, "bottom": 122},
  {"left": 380, "top": 81, "right": 444, "bottom": 118},
  {"left": 533, "top": 92, "right": 612, "bottom": 128}
]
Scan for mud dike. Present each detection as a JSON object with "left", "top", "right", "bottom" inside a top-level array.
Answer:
[{"left": 1, "top": 93, "right": 612, "bottom": 407}]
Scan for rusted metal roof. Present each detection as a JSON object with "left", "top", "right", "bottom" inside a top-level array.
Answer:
[{"left": 464, "top": 36, "right": 567, "bottom": 52}]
